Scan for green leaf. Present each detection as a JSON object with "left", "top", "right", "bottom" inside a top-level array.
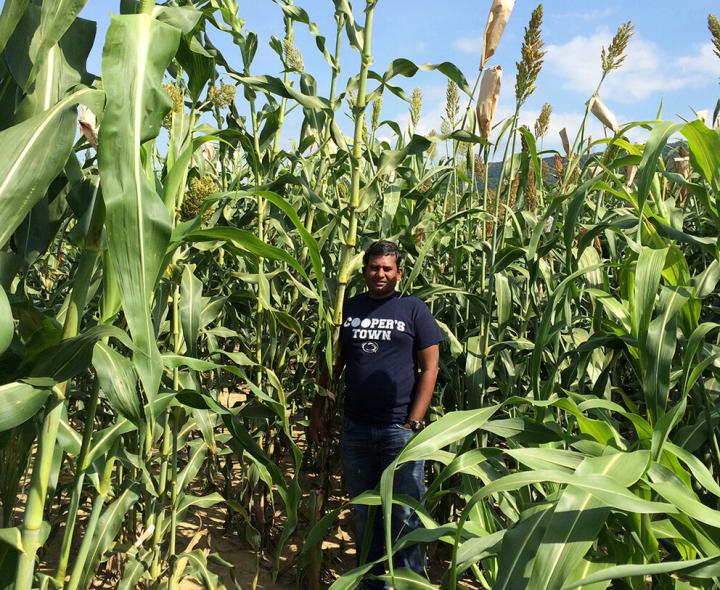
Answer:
[
  {"left": 495, "top": 504, "right": 554, "bottom": 590},
  {"left": 564, "top": 555, "right": 720, "bottom": 589},
  {"left": 631, "top": 246, "right": 667, "bottom": 349},
  {"left": 93, "top": 342, "right": 144, "bottom": 426},
  {"left": 0, "top": 0, "right": 29, "bottom": 53},
  {"left": 527, "top": 452, "right": 650, "bottom": 590},
  {"left": 186, "top": 227, "right": 309, "bottom": 281},
  {"left": 98, "top": 14, "right": 180, "bottom": 401},
  {"left": 24, "top": 0, "right": 90, "bottom": 88},
  {"left": 231, "top": 74, "right": 330, "bottom": 111},
  {"left": 636, "top": 121, "right": 683, "bottom": 221},
  {"left": 0, "top": 286, "right": 12, "bottom": 355},
  {"left": 643, "top": 286, "right": 688, "bottom": 419},
  {"left": 0, "top": 87, "right": 99, "bottom": 249},
  {"left": 181, "top": 265, "right": 204, "bottom": 358},
  {"left": 379, "top": 58, "right": 471, "bottom": 95},
  {"left": 27, "top": 324, "right": 132, "bottom": 381},
  {"left": 681, "top": 120, "right": 720, "bottom": 193},
  {"left": 648, "top": 463, "right": 720, "bottom": 528},
  {"left": 375, "top": 568, "right": 437, "bottom": 589},
  {"left": 80, "top": 485, "right": 140, "bottom": 588},
  {"left": 0, "top": 527, "right": 23, "bottom": 552},
  {"left": 0, "top": 382, "right": 50, "bottom": 432}
]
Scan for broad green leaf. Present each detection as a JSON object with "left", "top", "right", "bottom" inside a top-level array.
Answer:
[
  {"left": 24, "top": 0, "right": 89, "bottom": 88},
  {"left": 681, "top": 120, "right": 720, "bottom": 193},
  {"left": 117, "top": 551, "right": 149, "bottom": 590},
  {"left": 181, "top": 549, "right": 221, "bottom": 589},
  {"left": 0, "top": 527, "right": 23, "bottom": 552},
  {"left": 665, "top": 441, "right": 720, "bottom": 498},
  {"left": 79, "top": 485, "right": 140, "bottom": 589},
  {"left": 495, "top": 273, "right": 511, "bottom": 327},
  {"left": 376, "top": 567, "right": 437, "bottom": 589},
  {"left": 0, "top": 286, "right": 12, "bottom": 355},
  {"left": 631, "top": 246, "right": 666, "bottom": 348},
  {"left": 380, "top": 407, "right": 498, "bottom": 579},
  {"left": 495, "top": 504, "right": 554, "bottom": 590},
  {"left": 93, "top": 342, "right": 144, "bottom": 426},
  {"left": 85, "top": 420, "right": 136, "bottom": 468},
  {"left": 0, "top": 86, "right": 98, "bottom": 249},
  {"left": 680, "top": 322, "right": 719, "bottom": 397},
  {"left": 0, "top": 382, "right": 50, "bottom": 432},
  {"left": 186, "top": 227, "right": 309, "bottom": 281},
  {"left": 530, "top": 264, "right": 604, "bottom": 399},
  {"left": 397, "top": 406, "right": 499, "bottom": 465},
  {"left": 0, "top": 0, "right": 29, "bottom": 53},
  {"left": 378, "top": 58, "right": 471, "bottom": 95},
  {"left": 181, "top": 265, "right": 204, "bottom": 358},
  {"left": 643, "top": 286, "right": 688, "bottom": 419},
  {"left": 648, "top": 463, "right": 720, "bottom": 528},
  {"left": 527, "top": 452, "right": 649, "bottom": 590},
  {"left": 636, "top": 121, "right": 682, "bottom": 223},
  {"left": 231, "top": 74, "right": 330, "bottom": 111},
  {"left": 564, "top": 555, "right": 720, "bottom": 589},
  {"left": 98, "top": 14, "right": 180, "bottom": 401},
  {"left": 176, "top": 492, "right": 224, "bottom": 514},
  {"left": 26, "top": 324, "right": 132, "bottom": 381}
]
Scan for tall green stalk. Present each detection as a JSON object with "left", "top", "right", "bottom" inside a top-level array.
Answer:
[
  {"left": 16, "top": 247, "right": 98, "bottom": 590},
  {"left": 332, "top": 0, "right": 376, "bottom": 342}
]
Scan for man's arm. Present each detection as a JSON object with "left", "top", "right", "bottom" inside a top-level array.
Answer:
[
  {"left": 404, "top": 344, "right": 440, "bottom": 427},
  {"left": 309, "top": 353, "right": 345, "bottom": 444}
]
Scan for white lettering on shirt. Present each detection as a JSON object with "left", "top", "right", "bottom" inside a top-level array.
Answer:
[{"left": 348, "top": 316, "right": 405, "bottom": 350}]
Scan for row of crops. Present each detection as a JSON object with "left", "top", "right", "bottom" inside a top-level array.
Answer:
[{"left": 1, "top": 0, "right": 720, "bottom": 588}]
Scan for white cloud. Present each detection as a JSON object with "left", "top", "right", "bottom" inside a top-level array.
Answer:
[
  {"left": 545, "top": 32, "right": 720, "bottom": 105},
  {"left": 674, "top": 43, "right": 720, "bottom": 76},
  {"left": 453, "top": 36, "right": 484, "bottom": 54}
]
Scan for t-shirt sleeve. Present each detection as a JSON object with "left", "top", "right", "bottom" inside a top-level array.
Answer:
[{"left": 414, "top": 300, "right": 443, "bottom": 350}]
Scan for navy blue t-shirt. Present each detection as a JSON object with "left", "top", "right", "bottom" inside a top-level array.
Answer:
[{"left": 341, "top": 291, "right": 442, "bottom": 424}]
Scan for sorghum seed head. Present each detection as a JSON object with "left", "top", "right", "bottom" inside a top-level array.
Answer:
[
  {"left": 163, "top": 83, "right": 183, "bottom": 128},
  {"left": 709, "top": 14, "right": 720, "bottom": 59},
  {"left": 515, "top": 4, "right": 545, "bottom": 106},
  {"left": 534, "top": 102, "right": 551, "bottom": 138},
  {"left": 283, "top": 37, "right": 304, "bottom": 72},
  {"left": 181, "top": 175, "right": 219, "bottom": 221},
  {"left": 371, "top": 96, "right": 383, "bottom": 131},
  {"left": 601, "top": 21, "right": 634, "bottom": 74},
  {"left": 208, "top": 84, "right": 236, "bottom": 109},
  {"left": 445, "top": 80, "right": 460, "bottom": 128},
  {"left": 410, "top": 87, "right": 423, "bottom": 129}
]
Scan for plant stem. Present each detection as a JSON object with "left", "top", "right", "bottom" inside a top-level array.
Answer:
[
  {"left": 332, "top": 1, "right": 375, "bottom": 339},
  {"left": 16, "top": 246, "right": 98, "bottom": 590}
]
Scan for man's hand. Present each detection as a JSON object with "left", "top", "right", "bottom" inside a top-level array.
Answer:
[{"left": 309, "top": 395, "right": 328, "bottom": 444}]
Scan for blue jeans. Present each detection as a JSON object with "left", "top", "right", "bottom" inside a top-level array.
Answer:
[{"left": 341, "top": 416, "right": 426, "bottom": 589}]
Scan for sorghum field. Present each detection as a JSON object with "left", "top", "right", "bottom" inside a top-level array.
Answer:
[{"left": 2, "top": 0, "right": 720, "bottom": 588}]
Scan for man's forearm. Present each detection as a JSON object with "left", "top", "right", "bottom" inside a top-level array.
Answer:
[{"left": 408, "top": 368, "right": 439, "bottom": 422}]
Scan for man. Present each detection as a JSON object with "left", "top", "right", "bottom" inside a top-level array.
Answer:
[{"left": 310, "top": 240, "right": 442, "bottom": 588}]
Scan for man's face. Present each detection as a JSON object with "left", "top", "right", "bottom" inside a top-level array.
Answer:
[{"left": 363, "top": 254, "right": 402, "bottom": 299}]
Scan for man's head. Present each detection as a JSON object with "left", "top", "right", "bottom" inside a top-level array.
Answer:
[{"left": 362, "top": 240, "right": 403, "bottom": 299}]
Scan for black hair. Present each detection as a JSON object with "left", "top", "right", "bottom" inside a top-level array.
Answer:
[{"left": 362, "top": 240, "right": 402, "bottom": 270}]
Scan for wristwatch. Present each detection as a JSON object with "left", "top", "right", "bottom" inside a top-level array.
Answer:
[{"left": 407, "top": 419, "right": 425, "bottom": 432}]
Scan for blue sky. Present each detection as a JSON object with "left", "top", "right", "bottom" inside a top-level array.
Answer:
[{"left": 79, "top": 1, "right": 720, "bottom": 150}]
